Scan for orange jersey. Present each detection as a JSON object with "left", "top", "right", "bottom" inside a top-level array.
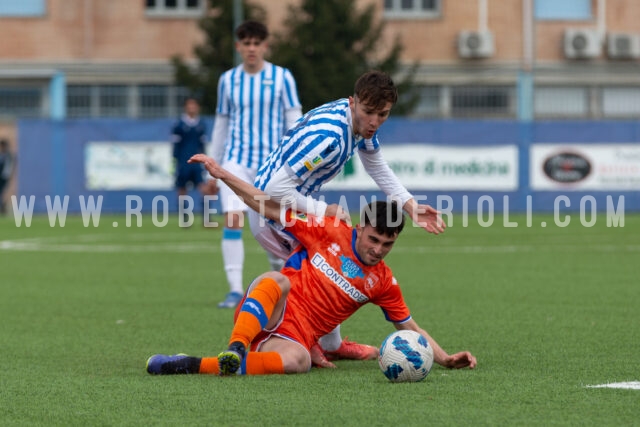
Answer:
[{"left": 275, "top": 211, "right": 411, "bottom": 350}]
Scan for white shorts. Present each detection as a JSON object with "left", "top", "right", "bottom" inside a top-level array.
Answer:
[
  {"left": 248, "top": 209, "right": 300, "bottom": 260},
  {"left": 217, "top": 162, "right": 258, "bottom": 213}
]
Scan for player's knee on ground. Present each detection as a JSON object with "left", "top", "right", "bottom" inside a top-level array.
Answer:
[{"left": 280, "top": 348, "right": 312, "bottom": 374}]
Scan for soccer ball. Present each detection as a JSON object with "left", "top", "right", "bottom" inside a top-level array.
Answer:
[{"left": 378, "top": 330, "right": 434, "bottom": 383}]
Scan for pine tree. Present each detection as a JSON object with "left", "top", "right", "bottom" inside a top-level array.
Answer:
[
  {"left": 173, "top": 0, "right": 417, "bottom": 115},
  {"left": 269, "top": 0, "right": 418, "bottom": 114}
]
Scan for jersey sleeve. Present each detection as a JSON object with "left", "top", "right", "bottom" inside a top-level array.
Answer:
[
  {"left": 216, "top": 73, "right": 229, "bottom": 116},
  {"left": 371, "top": 274, "right": 412, "bottom": 324},
  {"left": 171, "top": 122, "right": 182, "bottom": 157},
  {"left": 171, "top": 122, "right": 181, "bottom": 140},
  {"left": 281, "top": 209, "right": 335, "bottom": 250},
  {"left": 282, "top": 68, "right": 301, "bottom": 110}
]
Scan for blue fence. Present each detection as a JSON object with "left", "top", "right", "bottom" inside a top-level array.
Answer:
[{"left": 17, "top": 118, "right": 640, "bottom": 214}]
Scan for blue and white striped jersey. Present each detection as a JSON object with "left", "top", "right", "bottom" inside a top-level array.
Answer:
[
  {"left": 255, "top": 98, "right": 380, "bottom": 195},
  {"left": 216, "top": 61, "right": 301, "bottom": 169}
]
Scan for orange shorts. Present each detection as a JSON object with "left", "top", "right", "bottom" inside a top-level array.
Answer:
[{"left": 233, "top": 293, "right": 317, "bottom": 352}]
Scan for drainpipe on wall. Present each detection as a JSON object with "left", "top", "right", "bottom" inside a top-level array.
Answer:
[{"left": 518, "top": 0, "right": 534, "bottom": 122}]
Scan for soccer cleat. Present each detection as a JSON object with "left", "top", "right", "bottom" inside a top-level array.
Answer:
[
  {"left": 323, "top": 337, "right": 379, "bottom": 361},
  {"left": 310, "top": 343, "right": 337, "bottom": 369},
  {"left": 218, "top": 341, "right": 246, "bottom": 376},
  {"left": 146, "top": 353, "right": 199, "bottom": 375},
  {"left": 217, "top": 292, "right": 244, "bottom": 309}
]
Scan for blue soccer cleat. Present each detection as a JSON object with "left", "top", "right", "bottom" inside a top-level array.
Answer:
[
  {"left": 146, "top": 353, "right": 197, "bottom": 375},
  {"left": 217, "top": 292, "right": 243, "bottom": 309}
]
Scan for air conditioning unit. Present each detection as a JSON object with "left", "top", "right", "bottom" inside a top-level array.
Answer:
[
  {"left": 607, "top": 33, "right": 640, "bottom": 59},
  {"left": 564, "top": 28, "right": 602, "bottom": 59},
  {"left": 458, "top": 31, "right": 494, "bottom": 58}
]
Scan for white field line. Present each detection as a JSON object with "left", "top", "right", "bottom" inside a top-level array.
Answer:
[
  {"left": 0, "top": 235, "right": 639, "bottom": 254},
  {"left": 585, "top": 381, "right": 640, "bottom": 390}
]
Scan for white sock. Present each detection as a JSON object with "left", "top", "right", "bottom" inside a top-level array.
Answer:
[
  {"left": 222, "top": 228, "right": 244, "bottom": 294},
  {"left": 266, "top": 251, "right": 285, "bottom": 271},
  {"left": 318, "top": 325, "right": 343, "bottom": 352}
]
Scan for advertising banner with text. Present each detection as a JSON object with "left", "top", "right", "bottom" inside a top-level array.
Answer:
[
  {"left": 85, "top": 142, "right": 174, "bottom": 190},
  {"left": 530, "top": 144, "right": 640, "bottom": 190},
  {"left": 323, "top": 144, "right": 519, "bottom": 191}
]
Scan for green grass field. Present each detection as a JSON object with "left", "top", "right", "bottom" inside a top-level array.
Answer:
[{"left": 1, "top": 211, "right": 638, "bottom": 426}]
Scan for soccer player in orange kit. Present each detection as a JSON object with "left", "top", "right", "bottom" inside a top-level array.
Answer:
[{"left": 146, "top": 154, "right": 476, "bottom": 376}]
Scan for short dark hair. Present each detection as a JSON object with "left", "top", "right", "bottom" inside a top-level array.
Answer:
[
  {"left": 235, "top": 20, "right": 268, "bottom": 41},
  {"left": 353, "top": 70, "right": 398, "bottom": 110},
  {"left": 184, "top": 96, "right": 199, "bottom": 106},
  {"left": 360, "top": 201, "right": 405, "bottom": 237}
]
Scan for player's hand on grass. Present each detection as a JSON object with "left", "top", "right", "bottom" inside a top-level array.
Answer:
[
  {"left": 442, "top": 351, "right": 477, "bottom": 369},
  {"left": 410, "top": 204, "right": 446, "bottom": 235}
]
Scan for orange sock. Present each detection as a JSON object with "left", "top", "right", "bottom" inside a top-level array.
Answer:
[
  {"left": 199, "top": 357, "right": 219, "bottom": 375},
  {"left": 229, "top": 277, "right": 282, "bottom": 348},
  {"left": 244, "top": 352, "right": 284, "bottom": 375},
  {"left": 198, "top": 352, "right": 284, "bottom": 375}
]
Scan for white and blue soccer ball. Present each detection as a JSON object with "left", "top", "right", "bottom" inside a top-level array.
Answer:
[{"left": 378, "top": 330, "right": 434, "bottom": 383}]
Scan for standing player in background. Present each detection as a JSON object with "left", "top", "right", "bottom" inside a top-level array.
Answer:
[
  {"left": 209, "top": 20, "right": 302, "bottom": 309},
  {"left": 248, "top": 70, "right": 446, "bottom": 366},
  {"left": 0, "top": 138, "right": 15, "bottom": 215},
  {"left": 171, "top": 97, "right": 208, "bottom": 209}
]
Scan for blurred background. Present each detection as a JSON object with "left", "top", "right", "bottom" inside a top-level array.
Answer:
[{"left": 1, "top": 0, "right": 638, "bottom": 214}]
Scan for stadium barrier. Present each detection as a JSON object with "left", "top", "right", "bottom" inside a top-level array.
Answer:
[{"left": 17, "top": 118, "right": 640, "bottom": 214}]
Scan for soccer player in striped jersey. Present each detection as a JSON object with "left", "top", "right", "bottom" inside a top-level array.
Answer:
[
  {"left": 147, "top": 154, "right": 477, "bottom": 376},
  {"left": 248, "top": 71, "right": 446, "bottom": 365},
  {"left": 208, "top": 21, "right": 302, "bottom": 309}
]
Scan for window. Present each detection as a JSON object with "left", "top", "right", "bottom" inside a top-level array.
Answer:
[
  {"left": 0, "top": 0, "right": 45, "bottom": 17},
  {"left": 410, "top": 86, "right": 440, "bottom": 117},
  {"left": 67, "top": 84, "right": 190, "bottom": 118},
  {"left": 139, "top": 85, "right": 169, "bottom": 118},
  {"left": 67, "top": 85, "right": 92, "bottom": 118},
  {"left": 383, "top": 0, "right": 440, "bottom": 19},
  {"left": 535, "top": 0, "right": 591, "bottom": 20},
  {"left": 0, "top": 87, "right": 42, "bottom": 117},
  {"left": 602, "top": 87, "right": 640, "bottom": 117},
  {"left": 145, "top": 0, "right": 205, "bottom": 17},
  {"left": 99, "top": 85, "right": 128, "bottom": 117},
  {"left": 451, "top": 86, "right": 514, "bottom": 118},
  {"left": 534, "top": 87, "right": 588, "bottom": 118}
]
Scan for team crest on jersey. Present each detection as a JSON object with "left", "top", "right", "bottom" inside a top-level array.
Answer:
[
  {"left": 303, "top": 155, "right": 323, "bottom": 171},
  {"left": 327, "top": 243, "right": 341, "bottom": 256},
  {"left": 365, "top": 273, "right": 379, "bottom": 290},
  {"left": 339, "top": 255, "right": 365, "bottom": 279}
]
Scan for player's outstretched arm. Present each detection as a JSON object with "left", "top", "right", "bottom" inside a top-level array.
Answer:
[
  {"left": 394, "top": 318, "right": 476, "bottom": 369},
  {"left": 188, "top": 154, "right": 282, "bottom": 223},
  {"left": 358, "top": 150, "right": 445, "bottom": 235},
  {"left": 402, "top": 198, "right": 446, "bottom": 235}
]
